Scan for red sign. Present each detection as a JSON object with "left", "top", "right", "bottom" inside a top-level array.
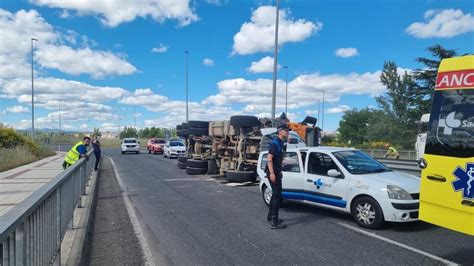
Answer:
[{"left": 435, "top": 70, "right": 474, "bottom": 90}]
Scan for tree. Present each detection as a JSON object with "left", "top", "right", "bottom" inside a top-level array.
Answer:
[
  {"left": 119, "top": 127, "right": 138, "bottom": 139},
  {"left": 93, "top": 128, "right": 102, "bottom": 138},
  {"left": 413, "top": 44, "right": 457, "bottom": 113}
]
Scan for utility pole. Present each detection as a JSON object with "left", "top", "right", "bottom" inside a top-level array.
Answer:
[
  {"left": 185, "top": 50, "right": 189, "bottom": 122},
  {"left": 271, "top": 0, "right": 280, "bottom": 125},
  {"left": 31, "top": 38, "right": 38, "bottom": 140},
  {"left": 58, "top": 100, "right": 61, "bottom": 135},
  {"left": 322, "top": 90, "right": 325, "bottom": 131},
  {"left": 283, "top": 65, "right": 288, "bottom": 114},
  {"left": 134, "top": 106, "right": 136, "bottom": 129}
]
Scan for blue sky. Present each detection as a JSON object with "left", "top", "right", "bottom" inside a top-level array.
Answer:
[{"left": 0, "top": 0, "right": 473, "bottom": 133}]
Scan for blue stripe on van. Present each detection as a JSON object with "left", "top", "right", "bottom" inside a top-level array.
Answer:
[{"left": 282, "top": 191, "right": 347, "bottom": 208}]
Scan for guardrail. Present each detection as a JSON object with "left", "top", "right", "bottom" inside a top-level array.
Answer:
[
  {"left": 360, "top": 149, "right": 418, "bottom": 161},
  {"left": 377, "top": 159, "right": 421, "bottom": 177},
  {"left": 0, "top": 150, "right": 93, "bottom": 265}
]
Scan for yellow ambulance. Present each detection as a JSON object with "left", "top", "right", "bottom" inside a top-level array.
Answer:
[{"left": 419, "top": 55, "right": 474, "bottom": 235}]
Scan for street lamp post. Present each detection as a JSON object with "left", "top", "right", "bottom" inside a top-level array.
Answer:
[
  {"left": 185, "top": 50, "right": 189, "bottom": 122},
  {"left": 283, "top": 66, "right": 288, "bottom": 114},
  {"left": 271, "top": 0, "right": 280, "bottom": 124},
  {"left": 321, "top": 90, "right": 325, "bottom": 131},
  {"left": 31, "top": 38, "right": 38, "bottom": 140}
]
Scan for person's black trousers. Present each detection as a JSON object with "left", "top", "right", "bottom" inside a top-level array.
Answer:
[
  {"left": 94, "top": 151, "right": 101, "bottom": 171},
  {"left": 268, "top": 172, "right": 283, "bottom": 220}
]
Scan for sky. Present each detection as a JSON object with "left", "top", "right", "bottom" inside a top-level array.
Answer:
[{"left": 0, "top": 0, "right": 473, "bottom": 133}]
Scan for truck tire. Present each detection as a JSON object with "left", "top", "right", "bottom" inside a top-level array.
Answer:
[
  {"left": 178, "top": 156, "right": 188, "bottom": 163},
  {"left": 176, "top": 125, "right": 183, "bottom": 130},
  {"left": 225, "top": 170, "right": 256, "bottom": 183},
  {"left": 230, "top": 115, "right": 259, "bottom": 128},
  {"left": 188, "top": 120, "right": 209, "bottom": 129},
  {"left": 186, "top": 159, "right": 208, "bottom": 169},
  {"left": 207, "top": 160, "right": 219, "bottom": 175},
  {"left": 177, "top": 161, "right": 187, "bottom": 169},
  {"left": 188, "top": 127, "right": 208, "bottom": 136},
  {"left": 181, "top": 129, "right": 189, "bottom": 137},
  {"left": 181, "top": 122, "right": 189, "bottom": 129},
  {"left": 186, "top": 167, "right": 208, "bottom": 175}
]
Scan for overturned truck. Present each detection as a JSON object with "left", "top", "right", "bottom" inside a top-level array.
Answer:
[{"left": 176, "top": 115, "right": 321, "bottom": 183}]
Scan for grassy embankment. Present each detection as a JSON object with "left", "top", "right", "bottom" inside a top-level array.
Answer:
[{"left": 0, "top": 127, "right": 56, "bottom": 172}]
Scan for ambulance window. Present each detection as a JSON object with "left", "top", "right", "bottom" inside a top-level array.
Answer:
[{"left": 425, "top": 89, "right": 474, "bottom": 158}]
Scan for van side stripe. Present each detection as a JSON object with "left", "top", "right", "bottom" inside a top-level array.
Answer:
[{"left": 282, "top": 190, "right": 347, "bottom": 208}]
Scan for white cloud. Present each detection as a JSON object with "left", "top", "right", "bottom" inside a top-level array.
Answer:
[
  {"left": 247, "top": 56, "right": 280, "bottom": 73},
  {"left": 232, "top": 6, "right": 322, "bottom": 55},
  {"left": 203, "top": 58, "right": 215, "bottom": 67},
  {"left": 6, "top": 105, "right": 29, "bottom": 113},
  {"left": 35, "top": 44, "right": 137, "bottom": 79},
  {"left": 326, "top": 105, "right": 351, "bottom": 114},
  {"left": 0, "top": 9, "right": 137, "bottom": 79},
  {"left": 335, "top": 47, "right": 359, "bottom": 58},
  {"left": 31, "top": 0, "right": 199, "bottom": 27},
  {"left": 203, "top": 70, "right": 385, "bottom": 115},
  {"left": 205, "top": 0, "right": 228, "bottom": 6},
  {"left": 151, "top": 44, "right": 168, "bottom": 53},
  {"left": 406, "top": 9, "right": 474, "bottom": 38}
]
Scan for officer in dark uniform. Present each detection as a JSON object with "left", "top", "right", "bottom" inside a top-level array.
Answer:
[{"left": 266, "top": 124, "right": 289, "bottom": 229}]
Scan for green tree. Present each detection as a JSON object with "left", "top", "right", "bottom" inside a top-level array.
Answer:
[
  {"left": 93, "top": 128, "right": 102, "bottom": 138},
  {"left": 413, "top": 44, "right": 457, "bottom": 114},
  {"left": 120, "top": 127, "right": 138, "bottom": 139}
]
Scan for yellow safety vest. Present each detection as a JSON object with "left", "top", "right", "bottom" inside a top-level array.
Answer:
[{"left": 64, "top": 141, "right": 85, "bottom": 165}]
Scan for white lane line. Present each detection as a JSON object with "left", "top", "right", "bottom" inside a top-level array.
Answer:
[
  {"left": 337, "top": 223, "right": 458, "bottom": 265},
  {"left": 108, "top": 157, "right": 155, "bottom": 266}
]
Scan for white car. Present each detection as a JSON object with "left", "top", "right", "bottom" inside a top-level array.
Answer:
[
  {"left": 121, "top": 138, "right": 140, "bottom": 154},
  {"left": 163, "top": 140, "right": 186, "bottom": 158},
  {"left": 258, "top": 147, "right": 420, "bottom": 229}
]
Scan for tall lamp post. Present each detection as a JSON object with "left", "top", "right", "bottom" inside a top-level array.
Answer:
[
  {"left": 31, "top": 38, "right": 38, "bottom": 140},
  {"left": 283, "top": 65, "right": 288, "bottom": 114},
  {"left": 271, "top": 0, "right": 280, "bottom": 125},
  {"left": 185, "top": 50, "right": 189, "bottom": 122}
]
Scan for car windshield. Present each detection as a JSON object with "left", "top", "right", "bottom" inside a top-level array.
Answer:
[
  {"left": 170, "top": 142, "right": 184, "bottom": 147},
  {"left": 124, "top": 139, "right": 137, "bottom": 143},
  {"left": 333, "top": 150, "right": 391, "bottom": 174}
]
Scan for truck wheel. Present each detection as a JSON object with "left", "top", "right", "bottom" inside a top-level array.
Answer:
[
  {"left": 178, "top": 156, "right": 188, "bottom": 163},
  {"left": 230, "top": 115, "right": 259, "bottom": 128},
  {"left": 188, "top": 120, "right": 209, "bottom": 128},
  {"left": 188, "top": 127, "right": 208, "bottom": 136},
  {"left": 186, "top": 159, "right": 208, "bottom": 169},
  {"left": 181, "top": 122, "right": 189, "bottom": 129},
  {"left": 225, "top": 170, "right": 256, "bottom": 183},
  {"left": 351, "top": 197, "right": 384, "bottom": 229},
  {"left": 176, "top": 125, "right": 183, "bottom": 130},
  {"left": 148, "top": 149, "right": 151, "bottom": 154},
  {"left": 207, "top": 160, "right": 219, "bottom": 175},
  {"left": 180, "top": 129, "right": 189, "bottom": 137},
  {"left": 186, "top": 167, "right": 208, "bottom": 175},
  {"left": 177, "top": 161, "right": 187, "bottom": 169}
]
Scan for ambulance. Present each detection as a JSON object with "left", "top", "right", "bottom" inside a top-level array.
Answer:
[{"left": 419, "top": 55, "right": 474, "bottom": 235}]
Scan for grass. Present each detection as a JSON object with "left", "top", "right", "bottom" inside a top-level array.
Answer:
[{"left": 0, "top": 145, "right": 56, "bottom": 172}]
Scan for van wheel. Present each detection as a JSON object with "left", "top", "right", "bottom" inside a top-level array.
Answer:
[
  {"left": 351, "top": 197, "right": 384, "bottom": 229},
  {"left": 262, "top": 185, "right": 272, "bottom": 207}
]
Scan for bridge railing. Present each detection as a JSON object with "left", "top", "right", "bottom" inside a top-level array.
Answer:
[{"left": 0, "top": 150, "right": 93, "bottom": 265}]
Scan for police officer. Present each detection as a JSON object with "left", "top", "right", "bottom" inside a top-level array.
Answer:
[
  {"left": 62, "top": 136, "right": 91, "bottom": 169},
  {"left": 266, "top": 124, "right": 289, "bottom": 229}
]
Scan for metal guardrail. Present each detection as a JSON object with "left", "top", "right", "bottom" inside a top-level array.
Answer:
[
  {"left": 377, "top": 159, "right": 421, "bottom": 177},
  {"left": 0, "top": 150, "right": 93, "bottom": 265},
  {"left": 360, "top": 149, "right": 418, "bottom": 161}
]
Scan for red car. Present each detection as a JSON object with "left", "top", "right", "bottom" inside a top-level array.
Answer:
[{"left": 147, "top": 138, "right": 166, "bottom": 154}]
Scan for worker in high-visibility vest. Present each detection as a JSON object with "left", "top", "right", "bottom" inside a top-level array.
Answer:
[
  {"left": 62, "top": 136, "right": 91, "bottom": 169},
  {"left": 383, "top": 143, "right": 400, "bottom": 159}
]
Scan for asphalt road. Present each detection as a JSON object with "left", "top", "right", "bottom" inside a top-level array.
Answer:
[{"left": 101, "top": 148, "right": 474, "bottom": 265}]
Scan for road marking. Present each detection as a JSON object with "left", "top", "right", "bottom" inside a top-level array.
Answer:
[
  {"left": 108, "top": 156, "right": 155, "bottom": 266},
  {"left": 160, "top": 178, "right": 214, "bottom": 182},
  {"left": 337, "top": 222, "right": 457, "bottom": 265}
]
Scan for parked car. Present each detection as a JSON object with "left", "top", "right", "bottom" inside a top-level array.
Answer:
[
  {"left": 121, "top": 138, "right": 140, "bottom": 154},
  {"left": 147, "top": 138, "right": 166, "bottom": 154},
  {"left": 163, "top": 140, "right": 186, "bottom": 158},
  {"left": 257, "top": 147, "right": 420, "bottom": 229}
]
